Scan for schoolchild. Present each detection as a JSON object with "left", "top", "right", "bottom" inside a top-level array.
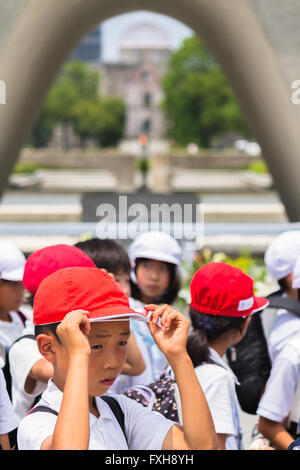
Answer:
[
  {"left": 244, "top": 231, "right": 300, "bottom": 449},
  {"left": 74, "top": 238, "right": 145, "bottom": 386},
  {"left": 125, "top": 231, "right": 182, "bottom": 388},
  {"left": 173, "top": 262, "right": 269, "bottom": 450},
  {"left": 264, "top": 230, "right": 300, "bottom": 363},
  {"left": 257, "top": 256, "right": 300, "bottom": 449},
  {"left": 8, "top": 244, "right": 96, "bottom": 419},
  {"left": 0, "top": 241, "right": 27, "bottom": 349},
  {"left": 0, "top": 369, "right": 19, "bottom": 450},
  {"left": 17, "top": 266, "right": 217, "bottom": 450}
]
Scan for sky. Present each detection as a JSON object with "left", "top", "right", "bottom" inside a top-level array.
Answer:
[{"left": 100, "top": 11, "right": 194, "bottom": 63}]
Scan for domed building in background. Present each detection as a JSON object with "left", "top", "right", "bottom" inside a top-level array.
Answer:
[{"left": 98, "top": 22, "right": 172, "bottom": 140}]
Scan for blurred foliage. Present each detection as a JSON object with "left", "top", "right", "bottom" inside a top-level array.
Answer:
[
  {"left": 162, "top": 36, "right": 251, "bottom": 148},
  {"left": 248, "top": 160, "right": 269, "bottom": 174},
  {"left": 27, "top": 60, "right": 125, "bottom": 149}
]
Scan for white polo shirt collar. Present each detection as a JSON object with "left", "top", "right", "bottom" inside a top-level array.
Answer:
[{"left": 40, "top": 380, "right": 116, "bottom": 422}]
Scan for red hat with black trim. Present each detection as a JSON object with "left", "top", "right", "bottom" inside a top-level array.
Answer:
[
  {"left": 33, "top": 266, "right": 151, "bottom": 325},
  {"left": 23, "top": 244, "right": 96, "bottom": 295},
  {"left": 190, "top": 262, "right": 269, "bottom": 318}
]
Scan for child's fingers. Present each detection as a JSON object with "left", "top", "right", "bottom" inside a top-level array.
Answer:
[
  {"left": 60, "top": 310, "right": 90, "bottom": 335},
  {"left": 146, "top": 304, "right": 169, "bottom": 325},
  {"left": 160, "top": 308, "right": 178, "bottom": 330}
]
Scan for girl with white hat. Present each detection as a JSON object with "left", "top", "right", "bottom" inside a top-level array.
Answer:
[{"left": 110, "top": 231, "right": 182, "bottom": 393}]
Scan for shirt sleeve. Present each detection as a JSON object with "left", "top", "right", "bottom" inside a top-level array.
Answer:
[
  {"left": 9, "top": 337, "right": 44, "bottom": 396},
  {"left": 116, "top": 395, "right": 175, "bottom": 450},
  {"left": 17, "top": 411, "right": 57, "bottom": 450},
  {"left": 0, "top": 369, "right": 19, "bottom": 434},
  {"left": 257, "top": 350, "right": 299, "bottom": 422}
]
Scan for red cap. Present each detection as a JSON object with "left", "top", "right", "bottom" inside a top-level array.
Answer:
[
  {"left": 190, "top": 263, "right": 269, "bottom": 318},
  {"left": 23, "top": 244, "right": 96, "bottom": 295},
  {"left": 33, "top": 266, "right": 150, "bottom": 325}
]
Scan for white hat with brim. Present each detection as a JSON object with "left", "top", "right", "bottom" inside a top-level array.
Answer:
[
  {"left": 128, "top": 231, "right": 181, "bottom": 284},
  {"left": 0, "top": 241, "right": 26, "bottom": 282},
  {"left": 292, "top": 256, "right": 300, "bottom": 288},
  {"left": 264, "top": 231, "right": 300, "bottom": 280}
]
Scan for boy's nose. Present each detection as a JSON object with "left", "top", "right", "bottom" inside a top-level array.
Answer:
[{"left": 103, "top": 350, "right": 120, "bottom": 370}]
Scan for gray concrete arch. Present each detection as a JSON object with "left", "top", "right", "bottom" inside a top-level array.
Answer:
[{"left": 1, "top": 0, "right": 300, "bottom": 220}]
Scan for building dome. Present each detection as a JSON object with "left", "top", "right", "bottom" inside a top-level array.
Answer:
[{"left": 120, "top": 23, "right": 171, "bottom": 51}]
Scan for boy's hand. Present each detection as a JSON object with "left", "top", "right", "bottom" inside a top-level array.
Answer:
[
  {"left": 144, "top": 304, "right": 190, "bottom": 360},
  {"left": 56, "top": 310, "right": 91, "bottom": 358}
]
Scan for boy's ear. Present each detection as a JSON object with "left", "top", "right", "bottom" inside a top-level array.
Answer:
[{"left": 36, "top": 334, "right": 57, "bottom": 363}]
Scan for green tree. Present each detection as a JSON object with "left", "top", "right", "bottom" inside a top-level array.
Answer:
[
  {"left": 162, "top": 36, "right": 250, "bottom": 148},
  {"left": 28, "top": 60, "right": 125, "bottom": 148},
  {"left": 95, "top": 96, "right": 126, "bottom": 148}
]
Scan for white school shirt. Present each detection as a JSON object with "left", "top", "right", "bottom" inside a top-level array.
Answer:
[
  {"left": 8, "top": 323, "right": 48, "bottom": 419},
  {"left": 267, "top": 307, "right": 300, "bottom": 364},
  {"left": 0, "top": 369, "right": 19, "bottom": 434},
  {"left": 0, "top": 311, "right": 26, "bottom": 349},
  {"left": 109, "top": 298, "right": 167, "bottom": 394},
  {"left": 257, "top": 332, "right": 300, "bottom": 426},
  {"left": 17, "top": 380, "right": 175, "bottom": 450},
  {"left": 173, "top": 347, "right": 243, "bottom": 450}
]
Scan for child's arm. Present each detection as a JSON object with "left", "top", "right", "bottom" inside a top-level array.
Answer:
[
  {"left": 24, "top": 358, "right": 53, "bottom": 394},
  {"left": 0, "top": 433, "right": 11, "bottom": 450},
  {"left": 121, "top": 334, "right": 145, "bottom": 376},
  {"left": 258, "top": 416, "right": 294, "bottom": 450},
  {"left": 41, "top": 310, "right": 91, "bottom": 450},
  {"left": 145, "top": 304, "right": 218, "bottom": 451}
]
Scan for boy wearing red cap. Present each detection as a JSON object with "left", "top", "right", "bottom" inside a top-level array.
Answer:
[
  {"left": 17, "top": 267, "right": 217, "bottom": 450},
  {"left": 173, "top": 262, "right": 269, "bottom": 450},
  {"left": 8, "top": 244, "right": 96, "bottom": 420}
]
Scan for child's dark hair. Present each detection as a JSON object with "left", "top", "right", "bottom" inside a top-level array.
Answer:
[
  {"left": 130, "top": 257, "right": 181, "bottom": 305},
  {"left": 35, "top": 323, "right": 61, "bottom": 343},
  {"left": 277, "top": 276, "right": 289, "bottom": 293},
  {"left": 186, "top": 305, "right": 248, "bottom": 368},
  {"left": 74, "top": 238, "right": 130, "bottom": 275}
]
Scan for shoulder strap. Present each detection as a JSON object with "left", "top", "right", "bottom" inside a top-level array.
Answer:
[
  {"left": 266, "top": 295, "right": 300, "bottom": 317},
  {"left": 26, "top": 397, "right": 127, "bottom": 443},
  {"left": 16, "top": 311, "right": 27, "bottom": 326},
  {"left": 10, "top": 334, "right": 35, "bottom": 347},
  {"left": 26, "top": 405, "right": 58, "bottom": 417},
  {"left": 101, "top": 396, "right": 127, "bottom": 443}
]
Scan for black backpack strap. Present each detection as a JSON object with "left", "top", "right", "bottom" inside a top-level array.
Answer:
[
  {"left": 266, "top": 295, "right": 300, "bottom": 317},
  {"left": 16, "top": 311, "right": 27, "bottom": 326},
  {"left": 26, "top": 405, "right": 58, "bottom": 417},
  {"left": 27, "top": 397, "right": 127, "bottom": 444},
  {"left": 11, "top": 334, "right": 35, "bottom": 346},
  {"left": 101, "top": 396, "right": 127, "bottom": 443},
  {"left": 3, "top": 334, "right": 36, "bottom": 399}
]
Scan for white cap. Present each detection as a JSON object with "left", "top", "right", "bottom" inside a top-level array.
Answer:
[
  {"left": 292, "top": 256, "right": 300, "bottom": 288},
  {"left": 128, "top": 231, "right": 181, "bottom": 284},
  {"left": 264, "top": 231, "right": 300, "bottom": 280},
  {"left": 0, "top": 241, "right": 26, "bottom": 281}
]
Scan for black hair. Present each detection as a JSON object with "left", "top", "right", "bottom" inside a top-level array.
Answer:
[
  {"left": 74, "top": 238, "right": 130, "bottom": 276},
  {"left": 35, "top": 322, "right": 61, "bottom": 343},
  {"left": 130, "top": 257, "right": 181, "bottom": 305},
  {"left": 277, "top": 277, "right": 289, "bottom": 293},
  {"left": 186, "top": 305, "right": 248, "bottom": 368}
]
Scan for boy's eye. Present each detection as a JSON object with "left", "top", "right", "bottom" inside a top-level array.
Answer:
[
  {"left": 119, "top": 341, "right": 128, "bottom": 346},
  {"left": 91, "top": 344, "right": 103, "bottom": 351}
]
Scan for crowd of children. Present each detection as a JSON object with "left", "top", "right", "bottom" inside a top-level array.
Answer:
[{"left": 1, "top": 229, "right": 300, "bottom": 451}]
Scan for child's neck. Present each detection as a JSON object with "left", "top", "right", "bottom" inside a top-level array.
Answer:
[
  {"left": 140, "top": 293, "right": 157, "bottom": 304},
  {"left": 89, "top": 397, "right": 100, "bottom": 418},
  {"left": 0, "top": 309, "right": 12, "bottom": 322},
  {"left": 209, "top": 337, "right": 230, "bottom": 358}
]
